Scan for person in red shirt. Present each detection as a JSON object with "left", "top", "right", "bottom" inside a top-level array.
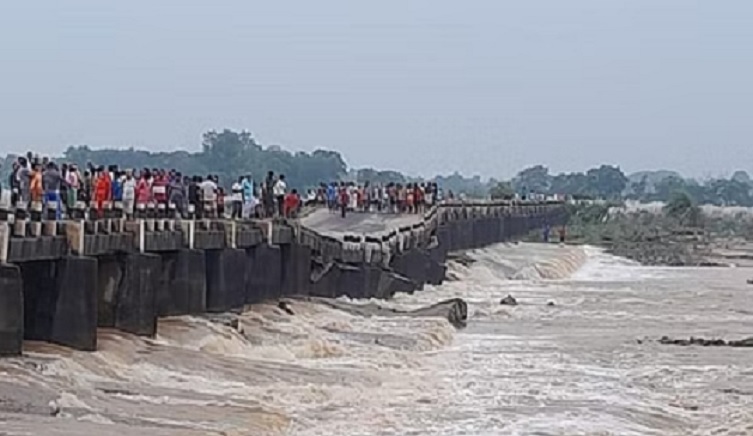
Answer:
[
  {"left": 94, "top": 166, "right": 112, "bottom": 218},
  {"left": 283, "top": 189, "right": 300, "bottom": 218},
  {"left": 338, "top": 184, "right": 349, "bottom": 219},
  {"left": 152, "top": 170, "right": 168, "bottom": 206},
  {"left": 136, "top": 169, "right": 152, "bottom": 206},
  {"left": 414, "top": 184, "right": 424, "bottom": 214}
]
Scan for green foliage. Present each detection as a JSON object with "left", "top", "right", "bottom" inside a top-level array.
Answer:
[
  {"left": 432, "top": 172, "right": 489, "bottom": 198},
  {"left": 513, "top": 164, "right": 627, "bottom": 199},
  {"left": 4, "top": 129, "right": 752, "bottom": 209},
  {"left": 352, "top": 168, "right": 407, "bottom": 185},
  {"left": 512, "top": 165, "right": 550, "bottom": 194},
  {"left": 585, "top": 165, "right": 628, "bottom": 199},
  {"left": 572, "top": 203, "right": 611, "bottom": 224},
  {"left": 489, "top": 181, "right": 514, "bottom": 200},
  {"left": 663, "top": 191, "right": 702, "bottom": 226},
  {"left": 61, "top": 129, "right": 347, "bottom": 190}
]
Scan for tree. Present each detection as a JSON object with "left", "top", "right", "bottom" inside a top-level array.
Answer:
[
  {"left": 201, "top": 129, "right": 260, "bottom": 180},
  {"left": 550, "top": 172, "right": 590, "bottom": 197},
  {"left": 664, "top": 191, "right": 702, "bottom": 226},
  {"left": 489, "top": 181, "right": 515, "bottom": 200},
  {"left": 433, "top": 172, "right": 490, "bottom": 198},
  {"left": 705, "top": 178, "right": 752, "bottom": 206},
  {"left": 652, "top": 175, "right": 687, "bottom": 202},
  {"left": 585, "top": 165, "right": 628, "bottom": 199},
  {"left": 513, "top": 165, "right": 551, "bottom": 194},
  {"left": 353, "top": 168, "right": 406, "bottom": 185},
  {"left": 626, "top": 176, "right": 648, "bottom": 200},
  {"left": 731, "top": 170, "right": 751, "bottom": 184},
  {"left": 57, "top": 129, "right": 349, "bottom": 190}
]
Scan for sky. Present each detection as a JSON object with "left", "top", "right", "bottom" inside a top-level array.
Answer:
[{"left": 1, "top": 1, "right": 751, "bottom": 179}]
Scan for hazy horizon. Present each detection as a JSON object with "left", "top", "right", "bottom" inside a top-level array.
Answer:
[{"left": 1, "top": 1, "right": 751, "bottom": 179}]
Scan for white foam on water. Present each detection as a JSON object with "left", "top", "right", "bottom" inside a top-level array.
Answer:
[{"left": 2, "top": 242, "right": 753, "bottom": 435}]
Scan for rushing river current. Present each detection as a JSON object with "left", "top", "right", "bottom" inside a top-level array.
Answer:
[{"left": 1, "top": 243, "right": 753, "bottom": 435}]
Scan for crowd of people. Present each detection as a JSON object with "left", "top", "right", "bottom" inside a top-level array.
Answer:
[
  {"left": 4, "top": 153, "right": 303, "bottom": 220},
  {"left": 304, "top": 182, "right": 445, "bottom": 218},
  {"left": 3, "top": 152, "right": 445, "bottom": 221}
]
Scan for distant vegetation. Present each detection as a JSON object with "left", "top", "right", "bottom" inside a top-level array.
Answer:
[
  {"left": 2, "top": 129, "right": 752, "bottom": 207},
  {"left": 509, "top": 164, "right": 753, "bottom": 207}
]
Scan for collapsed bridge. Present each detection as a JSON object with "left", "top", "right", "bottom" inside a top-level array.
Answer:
[{"left": 0, "top": 201, "right": 566, "bottom": 356}]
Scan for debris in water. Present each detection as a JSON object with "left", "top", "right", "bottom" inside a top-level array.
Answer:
[
  {"left": 278, "top": 301, "right": 295, "bottom": 315},
  {"left": 300, "top": 296, "right": 469, "bottom": 328},
  {"left": 656, "top": 335, "right": 753, "bottom": 347},
  {"left": 500, "top": 295, "right": 518, "bottom": 306}
]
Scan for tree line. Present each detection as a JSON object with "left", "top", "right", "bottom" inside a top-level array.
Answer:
[
  {"left": 0, "top": 129, "right": 491, "bottom": 196},
  {"left": 492, "top": 164, "right": 753, "bottom": 207},
  {"left": 3, "top": 129, "right": 749, "bottom": 207}
]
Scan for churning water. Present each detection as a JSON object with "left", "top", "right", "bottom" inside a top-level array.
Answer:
[{"left": 1, "top": 243, "right": 753, "bottom": 435}]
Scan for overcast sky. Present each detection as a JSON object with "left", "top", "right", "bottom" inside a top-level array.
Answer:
[{"left": 1, "top": 1, "right": 751, "bottom": 179}]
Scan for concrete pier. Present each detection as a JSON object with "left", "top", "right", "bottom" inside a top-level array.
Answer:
[
  {"left": 158, "top": 249, "right": 207, "bottom": 316},
  {"left": 205, "top": 248, "right": 246, "bottom": 313},
  {"left": 0, "top": 201, "right": 566, "bottom": 355},
  {"left": 0, "top": 264, "right": 23, "bottom": 356}
]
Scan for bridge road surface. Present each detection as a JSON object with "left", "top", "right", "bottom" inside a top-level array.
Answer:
[{"left": 300, "top": 208, "right": 424, "bottom": 240}]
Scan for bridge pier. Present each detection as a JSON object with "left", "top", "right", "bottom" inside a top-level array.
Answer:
[
  {"left": 281, "top": 243, "right": 312, "bottom": 297},
  {"left": 248, "top": 244, "right": 282, "bottom": 302},
  {"left": 98, "top": 253, "right": 161, "bottom": 337},
  {"left": 205, "top": 248, "right": 246, "bottom": 312},
  {"left": 158, "top": 249, "right": 207, "bottom": 316},
  {"left": 0, "top": 264, "right": 23, "bottom": 355}
]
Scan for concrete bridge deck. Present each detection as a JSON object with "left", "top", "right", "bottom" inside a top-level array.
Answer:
[{"left": 300, "top": 208, "right": 424, "bottom": 239}]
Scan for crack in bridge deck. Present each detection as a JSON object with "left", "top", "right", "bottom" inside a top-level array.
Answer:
[{"left": 300, "top": 208, "right": 424, "bottom": 239}]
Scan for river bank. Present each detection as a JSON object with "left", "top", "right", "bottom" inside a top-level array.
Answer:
[{"left": 557, "top": 201, "right": 753, "bottom": 267}]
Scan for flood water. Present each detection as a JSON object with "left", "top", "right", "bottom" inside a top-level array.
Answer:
[{"left": 1, "top": 243, "right": 752, "bottom": 435}]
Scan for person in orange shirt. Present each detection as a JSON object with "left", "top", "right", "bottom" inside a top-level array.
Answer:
[
  {"left": 94, "top": 166, "right": 112, "bottom": 218},
  {"left": 29, "top": 163, "right": 43, "bottom": 203}
]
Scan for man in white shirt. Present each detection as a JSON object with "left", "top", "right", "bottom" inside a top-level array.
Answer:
[
  {"left": 200, "top": 175, "right": 218, "bottom": 218},
  {"left": 231, "top": 177, "right": 243, "bottom": 219},
  {"left": 122, "top": 169, "right": 137, "bottom": 218},
  {"left": 272, "top": 174, "right": 287, "bottom": 217}
]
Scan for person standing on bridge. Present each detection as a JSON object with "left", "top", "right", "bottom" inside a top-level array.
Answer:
[
  {"left": 200, "top": 174, "right": 218, "bottom": 218},
  {"left": 338, "top": 183, "right": 349, "bottom": 219},
  {"left": 29, "top": 163, "right": 43, "bottom": 204},
  {"left": 273, "top": 174, "right": 287, "bottom": 218},
  {"left": 42, "top": 162, "right": 63, "bottom": 220},
  {"left": 17, "top": 157, "right": 31, "bottom": 207},
  {"left": 241, "top": 174, "right": 254, "bottom": 218},
  {"left": 326, "top": 182, "right": 337, "bottom": 213},
  {"left": 93, "top": 166, "right": 112, "bottom": 219},
  {"left": 136, "top": 169, "right": 152, "bottom": 208},
  {"left": 231, "top": 177, "right": 243, "bottom": 219},
  {"left": 9, "top": 161, "right": 20, "bottom": 207},
  {"left": 284, "top": 189, "right": 300, "bottom": 218},
  {"left": 66, "top": 164, "right": 81, "bottom": 210},
  {"left": 262, "top": 171, "right": 275, "bottom": 218},
  {"left": 122, "top": 170, "right": 136, "bottom": 218},
  {"left": 169, "top": 172, "right": 186, "bottom": 218}
]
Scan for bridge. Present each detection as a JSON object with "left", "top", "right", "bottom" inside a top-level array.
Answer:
[{"left": 0, "top": 200, "right": 567, "bottom": 357}]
